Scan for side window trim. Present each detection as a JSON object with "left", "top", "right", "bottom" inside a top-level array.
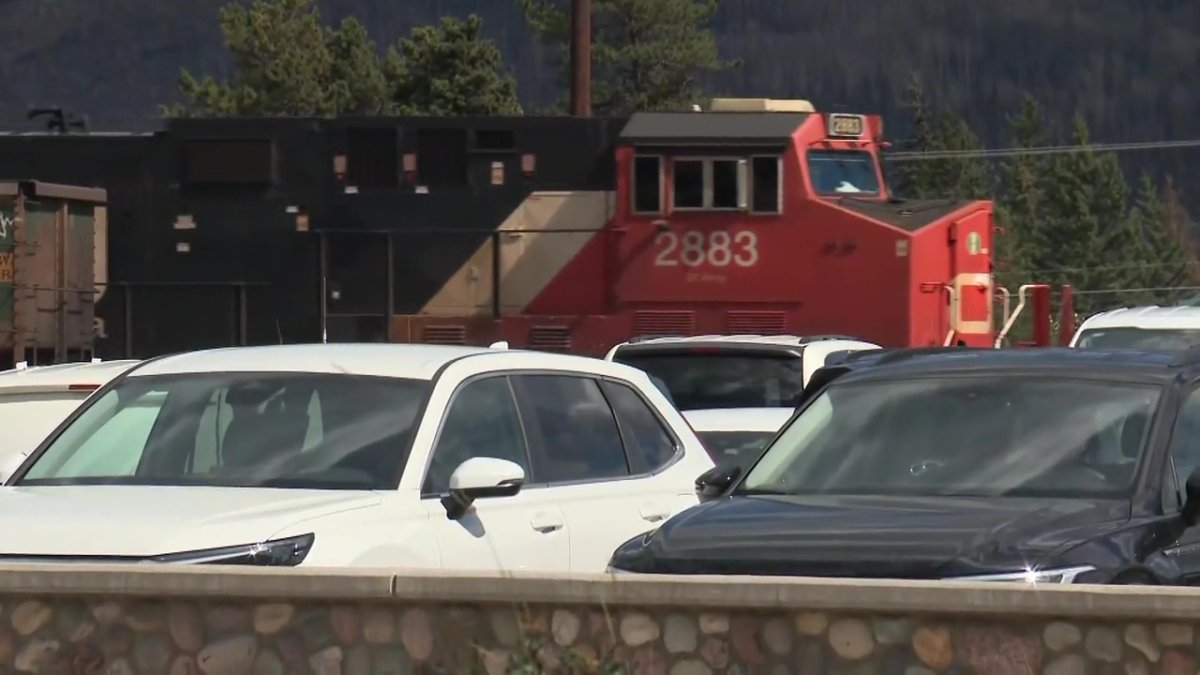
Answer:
[
  {"left": 418, "top": 374, "right": 535, "bottom": 498},
  {"left": 598, "top": 377, "right": 685, "bottom": 477}
]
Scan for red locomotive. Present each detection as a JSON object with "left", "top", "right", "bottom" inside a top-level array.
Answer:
[{"left": 394, "top": 98, "right": 1052, "bottom": 353}]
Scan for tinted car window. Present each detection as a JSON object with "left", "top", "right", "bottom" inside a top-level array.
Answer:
[
  {"left": 1169, "top": 388, "right": 1200, "bottom": 499},
  {"left": 613, "top": 351, "right": 805, "bottom": 410},
  {"left": 696, "top": 431, "right": 775, "bottom": 467},
  {"left": 515, "top": 375, "right": 629, "bottom": 483},
  {"left": 600, "top": 380, "right": 677, "bottom": 474},
  {"left": 1075, "top": 327, "right": 1200, "bottom": 350},
  {"left": 741, "top": 377, "right": 1160, "bottom": 498},
  {"left": 424, "top": 376, "right": 529, "bottom": 494},
  {"left": 18, "top": 372, "right": 429, "bottom": 490}
]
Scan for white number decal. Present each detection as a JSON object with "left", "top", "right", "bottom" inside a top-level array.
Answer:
[
  {"left": 679, "top": 230, "right": 706, "bottom": 266},
  {"left": 653, "top": 232, "right": 678, "bottom": 266},
  {"left": 733, "top": 230, "right": 758, "bottom": 267},
  {"left": 653, "top": 230, "right": 759, "bottom": 268}
]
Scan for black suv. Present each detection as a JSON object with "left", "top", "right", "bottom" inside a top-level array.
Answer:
[{"left": 608, "top": 347, "right": 1200, "bottom": 585}]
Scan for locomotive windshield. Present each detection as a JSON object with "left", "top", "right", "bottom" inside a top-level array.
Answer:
[{"left": 807, "top": 150, "right": 880, "bottom": 196}]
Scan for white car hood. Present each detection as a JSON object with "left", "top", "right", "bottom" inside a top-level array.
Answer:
[{"left": 0, "top": 486, "right": 381, "bottom": 558}]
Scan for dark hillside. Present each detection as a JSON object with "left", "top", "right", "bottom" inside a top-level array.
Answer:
[{"left": 1, "top": 0, "right": 1196, "bottom": 206}]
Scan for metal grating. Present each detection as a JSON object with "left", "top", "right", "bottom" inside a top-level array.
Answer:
[
  {"left": 529, "top": 326, "right": 571, "bottom": 351},
  {"left": 725, "top": 311, "right": 787, "bottom": 335},
  {"left": 421, "top": 325, "right": 467, "bottom": 345},
  {"left": 633, "top": 310, "right": 695, "bottom": 337}
]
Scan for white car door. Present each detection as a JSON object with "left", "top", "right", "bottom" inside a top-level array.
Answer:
[
  {"left": 417, "top": 374, "right": 570, "bottom": 573},
  {"left": 510, "top": 374, "right": 701, "bottom": 573}
]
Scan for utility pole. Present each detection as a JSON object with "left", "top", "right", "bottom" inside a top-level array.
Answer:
[{"left": 570, "top": 0, "right": 592, "bottom": 116}]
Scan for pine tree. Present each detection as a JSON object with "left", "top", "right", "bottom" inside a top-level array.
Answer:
[
  {"left": 892, "top": 73, "right": 988, "bottom": 200},
  {"left": 166, "top": 0, "right": 521, "bottom": 117},
  {"left": 519, "top": 0, "right": 735, "bottom": 115},
  {"left": 994, "top": 95, "right": 1051, "bottom": 290},
  {"left": 1131, "top": 173, "right": 1196, "bottom": 304},
  {"left": 385, "top": 15, "right": 522, "bottom": 116}
]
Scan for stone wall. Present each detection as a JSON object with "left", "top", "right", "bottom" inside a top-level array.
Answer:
[{"left": 0, "top": 564, "right": 1198, "bottom": 674}]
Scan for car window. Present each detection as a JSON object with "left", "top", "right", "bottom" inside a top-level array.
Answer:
[
  {"left": 696, "top": 430, "right": 776, "bottom": 467},
  {"left": 741, "top": 377, "right": 1159, "bottom": 498},
  {"left": 515, "top": 375, "right": 629, "bottom": 483},
  {"left": 612, "top": 351, "right": 805, "bottom": 409},
  {"left": 423, "top": 376, "right": 529, "bottom": 495},
  {"left": 1168, "top": 388, "right": 1200, "bottom": 502},
  {"left": 1075, "top": 327, "right": 1200, "bottom": 350},
  {"left": 17, "top": 372, "right": 429, "bottom": 490},
  {"left": 600, "top": 380, "right": 677, "bottom": 474},
  {"left": 37, "top": 390, "right": 164, "bottom": 478}
]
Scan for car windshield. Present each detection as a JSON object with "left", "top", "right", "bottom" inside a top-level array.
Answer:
[
  {"left": 696, "top": 430, "right": 776, "bottom": 466},
  {"left": 15, "top": 372, "right": 429, "bottom": 490},
  {"left": 1075, "top": 327, "right": 1200, "bottom": 351},
  {"left": 739, "top": 376, "right": 1160, "bottom": 498},
  {"left": 0, "top": 393, "right": 91, "bottom": 456},
  {"left": 613, "top": 351, "right": 805, "bottom": 409},
  {"left": 807, "top": 150, "right": 880, "bottom": 195}
]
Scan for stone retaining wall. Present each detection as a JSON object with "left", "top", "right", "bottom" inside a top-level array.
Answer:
[{"left": 0, "top": 564, "right": 1198, "bottom": 674}]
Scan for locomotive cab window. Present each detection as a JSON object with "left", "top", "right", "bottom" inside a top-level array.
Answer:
[
  {"left": 632, "top": 155, "right": 663, "bottom": 214},
  {"left": 671, "top": 158, "right": 746, "bottom": 211},
  {"left": 807, "top": 149, "right": 880, "bottom": 196},
  {"left": 750, "top": 156, "right": 782, "bottom": 214}
]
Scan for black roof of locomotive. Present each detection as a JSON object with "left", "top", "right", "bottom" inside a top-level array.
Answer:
[{"left": 618, "top": 112, "right": 808, "bottom": 147}]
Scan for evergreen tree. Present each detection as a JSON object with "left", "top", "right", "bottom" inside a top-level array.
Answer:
[
  {"left": 892, "top": 73, "right": 988, "bottom": 200},
  {"left": 518, "top": 0, "right": 734, "bottom": 115},
  {"left": 166, "top": 0, "right": 521, "bottom": 117},
  {"left": 385, "top": 15, "right": 522, "bottom": 116},
  {"left": 168, "top": 0, "right": 365, "bottom": 116},
  {"left": 994, "top": 94, "right": 1052, "bottom": 290},
  {"left": 1130, "top": 173, "right": 1196, "bottom": 303}
]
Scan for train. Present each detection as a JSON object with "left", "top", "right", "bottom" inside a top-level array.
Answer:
[{"left": 0, "top": 97, "right": 1067, "bottom": 368}]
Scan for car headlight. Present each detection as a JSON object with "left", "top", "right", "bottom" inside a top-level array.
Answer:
[
  {"left": 146, "top": 533, "right": 315, "bottom": 567},
  {"left": 949, "top": 565, "right": 1095, "bottom": 584}
]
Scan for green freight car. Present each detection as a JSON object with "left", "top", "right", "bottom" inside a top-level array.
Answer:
[{"left": 0, "top": 181, "right": 107, "bottom": 369}]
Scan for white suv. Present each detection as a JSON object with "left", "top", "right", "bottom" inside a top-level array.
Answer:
[
  {"left": 1070, "top": 306, "right": 1200, "bottom": 350},
  {"left": 604, "top": 334, "right": 881, "bottom": 410},
  {"left": 0, "top": 343, "right": 714, "bottom": 572}
]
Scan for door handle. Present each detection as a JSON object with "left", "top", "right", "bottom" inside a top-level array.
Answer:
[
  {"left": 639, "top": 505, "right": 671, "bottom": 523},
  {"left": 530, "top": 512, "right": 563, "bottom": 533}
]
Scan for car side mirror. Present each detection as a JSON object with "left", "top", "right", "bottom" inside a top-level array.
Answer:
[
  {"left": 1182, "top": 469, "right": 1200, "bottom": 526},
  {"left": 695, "top": 465, "right": 741, "bottom": 502},
  {"left": 441, "top": 457, "right": 525, "bottom": 520}
]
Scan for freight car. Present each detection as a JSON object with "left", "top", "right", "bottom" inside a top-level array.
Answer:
[{"left": 0, "top": 98, "right": 1062, "bottom": 366}]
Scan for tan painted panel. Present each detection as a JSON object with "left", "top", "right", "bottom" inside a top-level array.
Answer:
[{"left": 421, "top": 191, "right": 612, "bottom": 316}]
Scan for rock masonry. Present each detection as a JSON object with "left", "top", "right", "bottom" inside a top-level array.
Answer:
[{"left": 0, "top": 597, "right": 1194, "bottom": 673}]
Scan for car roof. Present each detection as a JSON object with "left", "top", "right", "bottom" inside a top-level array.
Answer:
[
  {"left": 606, "top": 334, "right": 879, "bottom": 357},
  {"left": 682, "top": 408, "right": 794, "bottom": 432},
  {"left": 828, "top": 346, "right": 1187, "bottom": 386},
  {"left": 0, "top": 360, "right": 141, "bottom": 394},
  {"left": 128, "top": 342, "right": 647, "bottom": 381},
  {"left": 1075, "top": 306, "right": 1200, "bottom": 333}
]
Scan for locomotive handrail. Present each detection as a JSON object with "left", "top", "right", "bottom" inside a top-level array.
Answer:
[
  {"left": 941, "top": 284, "right": 957, "bottom": 346},
  {"left": 995, "top": 284, "right": 1038, "bottom": 348}
]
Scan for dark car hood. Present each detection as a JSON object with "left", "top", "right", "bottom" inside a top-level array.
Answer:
[{"left": 616, "top": 494, "right": 1130, "bottom": 577}]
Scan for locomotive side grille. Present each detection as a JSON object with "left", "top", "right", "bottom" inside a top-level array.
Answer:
[
  {"left": 528, "top": 326, "right": 571, "bottom": 351},
  {"left": 633, "top": 310, "right": 695, "bottom": 337},
  {"left": 421, "top": 325, "right": 467, "bottom": 345},
  {"left": 724, "top": 311, "right": 787, "bottom": 335}
]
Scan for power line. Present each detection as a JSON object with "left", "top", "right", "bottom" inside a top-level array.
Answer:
[{"left": 884, "top": 138, "right": 1200, "bottom": 162}]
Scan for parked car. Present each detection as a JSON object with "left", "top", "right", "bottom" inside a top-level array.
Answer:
[
  {"left": 0, "top": 359, "right": 140, "bottom": 482},
  {"left": 1070, "top": 305, "right": 1200, "bottom": 350},
  {"left": 608, "top": 347, "right": 1200, "bottom": 585},
  {"left": 682, "top": 408, "right": 792, "bottom": 469},
  {"left": 0, "top": 343, "right": 714, "bottom": 572},
  {"left": 604, "top": 334, "right": 881, "bottom": 410}
]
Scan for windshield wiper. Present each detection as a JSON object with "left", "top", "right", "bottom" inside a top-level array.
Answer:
[{"left": 734, "top": 487, "right": 791, "bottom": 496}]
